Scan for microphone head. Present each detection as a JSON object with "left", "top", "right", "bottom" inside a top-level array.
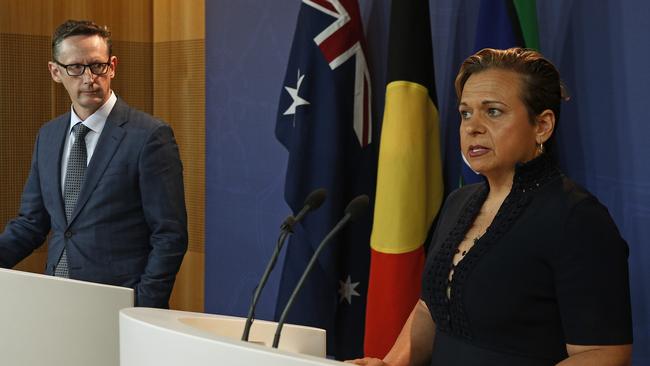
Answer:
[
  {"left": 304, "top": 188, "right": 327, "bottom": 211},
  {"left": 345, "top": 194, "right": 369, "bottom": 221},
  {"left": 280, "top": 215, "right": 296, "bottom": 231}
]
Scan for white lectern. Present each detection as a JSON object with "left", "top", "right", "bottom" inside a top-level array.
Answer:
[
  {"left": 0, "top": 268, "right": 134, "bottom": 366},
  {"left": 120, "top": 307, "right": 346, "bottom": 366}
]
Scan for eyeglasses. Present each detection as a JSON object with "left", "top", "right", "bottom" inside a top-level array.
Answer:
[{"left": 54, "top": 60, "right": 111, "bottom": 76}]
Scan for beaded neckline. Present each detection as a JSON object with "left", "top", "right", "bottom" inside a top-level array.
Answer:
[{"left": 512, "top": 152, "right": 562, "bottom": 193}]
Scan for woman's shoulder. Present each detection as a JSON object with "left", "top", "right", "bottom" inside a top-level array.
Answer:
[
  {"left": 431, "top": 183, "right": 486, "bottom": 235},
  {"left": 537, "top": 175, "right": 602, "bottom": 212},
  {"left": 559, "top": 176, "right": 597, "bottom": 205},
  {"left": 548, "top": 176, "right": 627, "bottom": 253},
  {"left": 446, "top": 182, "right": 486, "bottom": 204}
]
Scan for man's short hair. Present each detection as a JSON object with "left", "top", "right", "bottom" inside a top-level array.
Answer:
[{"left": 52, "top": 20, "right": 112, "bottom": 60}]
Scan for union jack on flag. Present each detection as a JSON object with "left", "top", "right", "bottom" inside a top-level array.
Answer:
[{"left": 275, "top": 0, "right": 377, "bottom": 359}]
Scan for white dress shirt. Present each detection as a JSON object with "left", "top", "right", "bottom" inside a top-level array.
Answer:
[{"left": 60, "top": 91, "right": 117, "bottom": 195}]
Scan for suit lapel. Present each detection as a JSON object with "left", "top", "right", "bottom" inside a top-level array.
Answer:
[
  {"left": 68, "top": 99, "right": 128, "bottom": 226},
  {"left": 44, "top": 114, "right": 71, "bottom": 226}
]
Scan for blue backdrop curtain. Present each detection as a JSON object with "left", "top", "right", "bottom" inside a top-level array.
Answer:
[{"left": 206, "top": 1, "right": 649, "bottom": 363}]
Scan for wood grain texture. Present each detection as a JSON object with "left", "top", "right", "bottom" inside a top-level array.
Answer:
[
  {"left": 153, "top": 0, "right": 204, "bottom": 42},
  {"left": 0, "top": 0, "right": 152, "bottom": 41}
]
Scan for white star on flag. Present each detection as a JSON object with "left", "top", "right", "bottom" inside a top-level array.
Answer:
[
  {"left": 338, "top": 275, "right": 360, "bottom": 304},
  {"left": 283, "top": 69, "right": 310, "bottom": 117}
]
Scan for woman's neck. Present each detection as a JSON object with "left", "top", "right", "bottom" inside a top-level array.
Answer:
[{"left": 485, "top": 170, "right": 514, "bottom": 199}]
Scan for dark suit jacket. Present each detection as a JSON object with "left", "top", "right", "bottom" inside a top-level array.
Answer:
[{"left": 0, "top": 97, "right": 188, "bottom": 308}]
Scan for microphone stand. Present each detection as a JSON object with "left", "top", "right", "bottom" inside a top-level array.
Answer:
[
  {"left": 240, "top": 188, "right": 327, "bottom": 342},
  {"left": 241, "top": 217, "right": 294, "bottom": 341},
  {"left": 271, "top": 214, "right": 352, "bottom": 348}
]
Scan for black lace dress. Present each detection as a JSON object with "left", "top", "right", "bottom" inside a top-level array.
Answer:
[{"left": 421, "top": 154, "right": 633, "bottom": 366}]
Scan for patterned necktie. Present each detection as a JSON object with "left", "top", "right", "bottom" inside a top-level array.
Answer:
[{"left": 55, "top": 123, "right": 91, "bottom": 278}]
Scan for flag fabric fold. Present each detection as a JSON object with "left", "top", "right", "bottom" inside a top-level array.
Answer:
[
  {"left": 363, "top": 0, "right": 444, "bottom": 358},
  {"left": 274, "top": 0, "right": 377, "bottom": 360}
]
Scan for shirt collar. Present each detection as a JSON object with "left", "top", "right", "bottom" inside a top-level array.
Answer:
[
  {"left": 512, "top": 151, "right": 562, "bottom": 193},
  {"left": 69, "top": 90, "right": 117, "bottom": 134}
]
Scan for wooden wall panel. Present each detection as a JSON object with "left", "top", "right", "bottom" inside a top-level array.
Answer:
[
  {"left": 154, "top": 0, "right": 205, "bottom": 313},
  {"left": 153, "top": 0, "right": 204, "bottom": 42},
  {"left": 0, "top": 0, "right": 55, "bottom": 36},
  {"left": 0, "top": 33, "right": 53, "bottom": 271},
  {"left": 0, "top": 0, "right": 152, "bottom": 41},
  {"left": 50, "top": 1, "right": 152, "bottom": 42}
]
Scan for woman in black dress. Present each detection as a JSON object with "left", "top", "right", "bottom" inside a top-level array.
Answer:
[{"left": 350, "top": 48, "right": 633, "bottom": 365}]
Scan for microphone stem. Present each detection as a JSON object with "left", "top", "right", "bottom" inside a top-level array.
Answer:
[
  {"left": 272, "top": 214, "right": 351, "bottom": 348},
  {"left": 292, "top": 204, "right": 310, "bottom": 225},
  {"left": 242, "top": 229, "right": 291, "bottom": 341}
]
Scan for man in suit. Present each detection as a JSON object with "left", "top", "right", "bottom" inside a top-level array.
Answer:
[{"left": 0, "top": 20, "right": 188, "bottom": 308}]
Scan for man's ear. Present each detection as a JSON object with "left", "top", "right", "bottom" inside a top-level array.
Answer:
[
  {"left": 535, "top": 109, "right": 556, "bottom": 144},
  {"left": 108, "top": 55, "right": 118, "bottom": 79},
  {"left": 48, "top": 62, "right": 63, "bottom": 83}
]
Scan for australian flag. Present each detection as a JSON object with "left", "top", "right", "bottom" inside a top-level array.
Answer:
[{"left": 274, "top": 0, "right": 377, "bottom": 360}]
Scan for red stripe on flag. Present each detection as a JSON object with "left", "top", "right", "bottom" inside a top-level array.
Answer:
[
  {"left": 317, "top": 0, "right": 364, "bottom": 65},
  {"left": 319, "top": 23, "right": 359, "bottom": 64},
  {"left": 364, "top": 247, "right": 425, "bottom": 358},
  {"left": 310, "top": 0, "right": 337, "bottom": 13}
]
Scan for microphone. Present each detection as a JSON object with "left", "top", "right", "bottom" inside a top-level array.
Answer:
[
  {"left": 282, "top": 188, "right": 327, "bottom": 232},
  {"left": 241, "top": 188, "right": 327, "bottom": 341},
  {"left": 271, "top": 194, "right": 369, "bottom": 348}
]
